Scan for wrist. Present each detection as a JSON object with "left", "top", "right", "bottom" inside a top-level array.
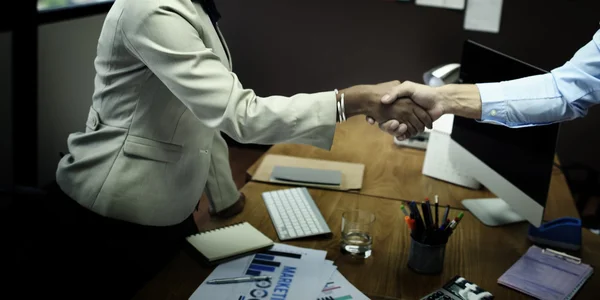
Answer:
[
  {"left": 339, "top": 86, "right": 371, "bottom": 118},
  {"left": 437, "top": 84, "right": 482, "bottom": 119}
]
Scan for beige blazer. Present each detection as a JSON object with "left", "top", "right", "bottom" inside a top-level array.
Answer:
[{"left": 56, "top": 0, "right": 337, "bottom": 226}]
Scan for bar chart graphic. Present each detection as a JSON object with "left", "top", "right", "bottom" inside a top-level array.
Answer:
[
  {"left": 317, "top": 270, "right": 369, "bottom": 300},
  {"left": 322, "top": 281, "right": 341, "bottom": 292},
  {"left": 318, "top": 281, "right": 353, "bottom": 300},
  {"left": 317, "top": 296, "right": 353, "bottom": 300},
  {"left": 245, "top": 249, "right": 301, "bottom": 276}
]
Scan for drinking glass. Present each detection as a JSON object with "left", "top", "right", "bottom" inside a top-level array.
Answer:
[{"left": 340, "top": 209, "right": 376, "bottom": 258}]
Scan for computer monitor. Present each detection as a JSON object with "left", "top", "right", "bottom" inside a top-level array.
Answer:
[{"left": 448, "top": 40, "right": 560, "bottom": 227}]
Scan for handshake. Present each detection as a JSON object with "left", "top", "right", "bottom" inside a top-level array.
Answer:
[{"left": 340, "top": 80, "right": 481, "bottom": 140}]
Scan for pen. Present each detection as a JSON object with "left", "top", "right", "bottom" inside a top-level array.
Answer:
[
  {"left": 455, "top": 212, "right": 464, "bottom": 225},
  {"left": 422, "top": 200, "right": 433, "bottom": 229},
  {"left": 444, "top": 218, "right": 458, "bottom": 231},
  {"left": 404, "top": 216, "right": 415, "bottom": 230},
  {"left": 408, "top": 201, "right": 425, "bottom": 231},
  {"left": 447, "top": 213, "right": 464, "bottom": 233},
  {"left": 400, "top": 204, "right": 409, "bottom": 217},
  {"left": 449, "top": 220, "right": 458, "bottom": 230},
  {"left": 408, "top": 202, "right": 426, "bottom": 240},
  {"left": 447, "top": 212, "right": 464, "bottom": 230},
  {"left": 441, "top": 205, "right": 450, "bottom": 228},
  {"left": 207, "top": 275, "right": 272, "bottom": 284},
  {"left": 434, "top": 195, "right": 439, "bottom": 227},
  {"left": 427, "top": 199, "right": 434, "bottom": 228}
]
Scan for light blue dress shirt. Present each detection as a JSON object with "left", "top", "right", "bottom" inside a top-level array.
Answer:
[{"left": 476, "top": 29, "right": 600, "bottom": 127}]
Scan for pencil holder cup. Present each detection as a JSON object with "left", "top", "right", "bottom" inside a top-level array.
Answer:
[{"left": 407, "top": 236, "right": 446, "bottom": 275}]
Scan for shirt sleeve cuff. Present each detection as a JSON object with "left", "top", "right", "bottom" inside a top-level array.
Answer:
[{"left": 476, "top": 82, "right": 508, "bottom": 125}]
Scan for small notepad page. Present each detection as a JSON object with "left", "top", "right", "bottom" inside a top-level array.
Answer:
[
  {"left": 498, "top": 245, "right": 593, "bottom": 300},
  {"left": 186, "top": 222, "right": 273, "bottom": 262}
]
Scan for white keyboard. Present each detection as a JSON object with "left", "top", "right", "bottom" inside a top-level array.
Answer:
[{"left": 262, "top": 187, "right": 331, "bottom": 241}]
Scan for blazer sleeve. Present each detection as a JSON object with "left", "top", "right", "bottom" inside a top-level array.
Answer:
[
  {"left": 121, "top": 6, "right": 337, "bottom": 149},
  {"left": 204, "top": 132, "right": 240, "bottom": 214}
]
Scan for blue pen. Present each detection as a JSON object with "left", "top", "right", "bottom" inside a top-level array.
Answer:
[
  {"left": 440, "top": 205, "right": 450, "bottom": 229},
  {"left": 434, "top": 195, "right": 439, "bottom": 227},
  {"left": 422, "top": 200, "right": 433, "bottom": 229}
]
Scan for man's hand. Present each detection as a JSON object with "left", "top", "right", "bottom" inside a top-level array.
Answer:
[
  {"left": 366, "top": 81, "right": 446, "bottom": 139},
  {"left": 341, "top": 81, "right": 434, "bottom": 136},
  {"left": 371, "top": 82, "right": 483, "bottom": 140},
  {"left": 368, "top": 82, "right": 484, "bottom": 140}
]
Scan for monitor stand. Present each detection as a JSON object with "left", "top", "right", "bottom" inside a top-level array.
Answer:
[{"left": 462, "top": 198, "right": 525, "bottom": 226}]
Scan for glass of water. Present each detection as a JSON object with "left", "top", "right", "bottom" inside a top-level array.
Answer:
[{"left": 340, "top": 209, "right": 376, "bottom": 258}]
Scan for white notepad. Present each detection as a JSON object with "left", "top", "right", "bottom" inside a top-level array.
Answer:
[{"left": 186, "top": 222, "right": 274, "bottom": 265}]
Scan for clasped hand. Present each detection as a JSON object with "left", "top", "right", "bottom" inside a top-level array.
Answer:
[{"left": 350, "top": 81, "right": 444, "bottom": 139}]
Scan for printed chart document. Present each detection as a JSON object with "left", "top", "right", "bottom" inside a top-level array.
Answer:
[
  {"left": 190, "top": 243, "right": 337, "bottom": 300},
  {"left": 464, "top": 0, "right": 504, "bottom": 33},
  {"left": 317, "top": 271, "right": 369, "bottom": 300},
  {"left": 416, "top": 0, "right": 465, "bottom": 10}
]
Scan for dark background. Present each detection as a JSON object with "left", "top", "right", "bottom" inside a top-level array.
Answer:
[
  {"left": 215, "top": 0, "right": 600, "bottom": 173},
  {"left": 3, "top": 0, "right": 600, "bottom": 197}
]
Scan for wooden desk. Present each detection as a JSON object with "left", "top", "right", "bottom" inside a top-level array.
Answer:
[
  {"left": 246, "top": 117, "right": 577, "bottom": 220},
  {"left": 136, "top": 118, "right": 595, "bottom": 299},
  {"left": 135, "top": 182, "right": 600, "bottom": 300}
]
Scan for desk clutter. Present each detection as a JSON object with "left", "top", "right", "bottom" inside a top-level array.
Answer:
[
  {"left": 404, "top": 196, "right": 464, "bottom": 274},
  {"left": 404, "top": 197, "right": 464, "bottom": 245},
  {"left": 498, "top": 245, "right": 593, "bottom": 300},
  {"left": 189, "top": 243, "right": 369, "bottom": 300},
  {"left": 183, "top": 183, "right": 594, "bottom": 300}
]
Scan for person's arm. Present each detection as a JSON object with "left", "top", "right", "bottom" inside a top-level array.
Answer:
[
  {"left": 121, "top": 6, "right": 335, "bottom": 149},
  {"left": 371, "top": 81, "right": 483, "bottom": 136},
  {"left": 378, "top": 29, "right": 600, "bottom": 137},
  {"left": 121, "top": 5, "right": 431, "bottom": 149},
  {"left": 475, "top": 30, "right": 600, "bottom": 127}
]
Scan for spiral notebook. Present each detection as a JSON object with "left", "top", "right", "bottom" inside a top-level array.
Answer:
[
  {"left": 498, "top": 245, "right": 593, "bottom": 300},
  {"left": 186, "top": 222, "right": 274, "bottom": 265}
]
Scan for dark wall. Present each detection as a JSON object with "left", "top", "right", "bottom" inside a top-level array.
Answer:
[{"left": 217, "top": 0, "right": 600, "bottom": 170}]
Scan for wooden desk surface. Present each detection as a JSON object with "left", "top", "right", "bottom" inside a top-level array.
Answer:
[
  {"left": 135, "top": 182, "right": 600, "bottom": 300},
  {"left": 246, "top": 117, "right": 578, "bottom": 220}
]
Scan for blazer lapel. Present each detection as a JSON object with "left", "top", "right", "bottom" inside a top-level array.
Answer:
[{"left": 192, "top": 0, "right": 232, "bottom": 69}]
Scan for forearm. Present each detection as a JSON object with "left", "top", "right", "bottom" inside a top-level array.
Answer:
[
  {"left": 441, "top": 31, "right": 600, "bottom": 127},
  {"left": 437, "top": 84, "right": 483, "bottom": 119},
  {"left": 220, "top": 86, "right": 375, "bottom": 148},
  {"left": 219, "top": 89, "right": 337, "bottom": 149}
]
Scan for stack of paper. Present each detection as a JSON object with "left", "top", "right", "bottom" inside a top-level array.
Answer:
[{"left": 190, "top": 243, "right": 368, "bottom": 300}]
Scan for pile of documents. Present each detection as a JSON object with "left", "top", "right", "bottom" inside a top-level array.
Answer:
[{"left": 190, "top": 243, "right": 368, "bottom": 300}]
